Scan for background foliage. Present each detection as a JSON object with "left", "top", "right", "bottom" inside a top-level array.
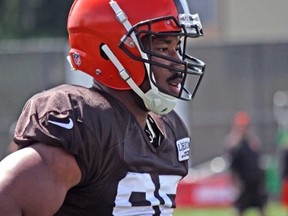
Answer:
[{"left": 0, "top": 0, "right": 74, "bottom": 39}]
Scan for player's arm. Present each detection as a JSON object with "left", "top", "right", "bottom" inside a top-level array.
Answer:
[{"left": 0, "top": 142, "right": 81, "bottom": 216}]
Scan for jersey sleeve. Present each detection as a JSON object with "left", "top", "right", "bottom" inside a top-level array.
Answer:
[{"left": 13, "top": 85, "right": 101, "bottom": 184}]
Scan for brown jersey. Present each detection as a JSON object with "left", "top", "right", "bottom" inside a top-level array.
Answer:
[{"left": 14, "top": 84, "right": 190, "bottom": 216}]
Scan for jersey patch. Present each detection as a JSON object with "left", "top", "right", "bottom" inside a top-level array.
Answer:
[{"left": 176, "top": 137, "right": 190, "bottom": 161}]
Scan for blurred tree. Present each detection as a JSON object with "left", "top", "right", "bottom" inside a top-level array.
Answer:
[{"left": 0, "top": 0, "right": 74, "bottom": 39}]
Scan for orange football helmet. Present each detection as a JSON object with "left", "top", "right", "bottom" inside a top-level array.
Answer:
[{"left": 67, "top": 0, "right": 205, "bottom": 114}]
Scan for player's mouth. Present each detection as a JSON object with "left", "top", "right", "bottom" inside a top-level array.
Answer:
[{"left": 167, "top": 77, "right": 182, "bottom": 96}]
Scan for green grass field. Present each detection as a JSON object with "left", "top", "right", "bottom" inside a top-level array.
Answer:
[{"left": 174, "top": 202, "right": 287, "bottom": 216}]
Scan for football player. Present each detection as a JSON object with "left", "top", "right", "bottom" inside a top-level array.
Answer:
[
  {"left": 0, "top": 0, "right": 205, "bottom": 215},
  {"left": 224, "top": 112, "right": 267, "bottom": 216}
]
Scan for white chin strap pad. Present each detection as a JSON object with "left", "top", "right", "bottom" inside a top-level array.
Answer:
[{"left": 144, "top": 89, "right": 177, "bottom": 115}]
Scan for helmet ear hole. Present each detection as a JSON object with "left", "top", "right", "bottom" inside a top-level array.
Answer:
[{"left": 100, "top": 44, "right": 109, "bottom": 60}]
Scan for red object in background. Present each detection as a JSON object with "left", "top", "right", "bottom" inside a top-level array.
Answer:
[
  {"left": 176, "top": 173, "right": 235, "bottom": 208},
  {"left": 282, "top": 179, "right": 288, "bottom": 207}
]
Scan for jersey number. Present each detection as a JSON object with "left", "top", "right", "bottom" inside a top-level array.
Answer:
[{"left": 112, "top": 172, "right": 181, "bottom": 216}]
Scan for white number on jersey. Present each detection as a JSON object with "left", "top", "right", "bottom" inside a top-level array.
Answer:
[{"left": 112, "top": 172, "right": 181, "bottom": 216}]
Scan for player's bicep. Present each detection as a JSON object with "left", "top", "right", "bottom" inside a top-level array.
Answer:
[{"left": 0, "top": 143, "right": 81, "bottom": 216}]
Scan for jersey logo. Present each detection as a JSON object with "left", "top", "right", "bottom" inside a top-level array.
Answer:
[
  {"left": 48, "top": 118, "right": 74, "bottom": 129},
  {"left": 176, "top": 137, "right": 190, "bottom": 161}
]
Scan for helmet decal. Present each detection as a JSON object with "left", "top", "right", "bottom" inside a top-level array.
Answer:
[{"left": 72, "top": 52, "right": 81, "bottom": 66}]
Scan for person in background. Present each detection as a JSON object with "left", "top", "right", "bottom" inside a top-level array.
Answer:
[
  {"left": 281, "top": 146, "right": 288, "bottom": 209},
  {"left": 278, "top": 132, "right": 288, "bottom": 210},
  {"left": 0, "top": 0, "right": 205, "bottom": 215},
  {"left": 224, "top": 111, "right": 267, "bottom": 216}
]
